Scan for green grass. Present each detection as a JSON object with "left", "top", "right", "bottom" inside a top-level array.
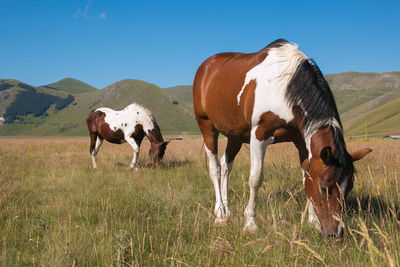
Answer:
[{"left": 1, "top": 138, "right": 399, "bottom": 266}]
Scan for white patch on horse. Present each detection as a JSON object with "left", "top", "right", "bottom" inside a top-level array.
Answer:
[
  {"left": 340, "top": 176, "right": 348, "bottom": 197},
  {"left": 237, "top": 43, "right": 307, "bottom": 126},
  {"left": 308, "top": 199, "right": 320, "bottom": 229},
  {"left": 243, "top": 128, "right": 274, "bottom": 231},
  {"left": 220, "top": 153, "right": 233, "bottom": 218},
  {"left": 96, "top": 103, "right": 155, "bottom": 135}
]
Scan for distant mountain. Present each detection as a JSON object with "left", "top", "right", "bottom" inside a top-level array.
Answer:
[
  {"left": 344, "top": 97, "right": 400, "bottom": 136},
  {"left": 0, "top": 78, "right": 197, "bottom": 136},
  {"left": 325, "top": 72, "right": 400, "bottom": 117},
  {"left": 43, "top": 78, "right": 97, "bottom": 94},
  {"left": 0, "top": 79, "right": 74, "bottom": 131},
  {"left": 164, "top": 72, "right": 400, "bottom": 137},
  {"left": 1, "top": 72, "right": 399, "bottom": 137}
]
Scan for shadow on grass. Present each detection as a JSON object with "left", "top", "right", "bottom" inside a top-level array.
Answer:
[
  {"left": 346, "top": 194, "right": 400, "bottom": 221},
  {"left": 114, "top": 159, "right": 193, "bottom": 169}
]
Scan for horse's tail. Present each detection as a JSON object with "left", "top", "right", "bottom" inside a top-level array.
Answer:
[
  {"left": 86, "top": 110, "right": 101, "bottom": 154},
  {"left": 86, "top": 110, "right": 100, "bottom": 132}
]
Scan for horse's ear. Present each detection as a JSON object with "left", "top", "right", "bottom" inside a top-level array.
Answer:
[
  {"left": 163, "top": 140, "right": 170, "bottom": 146},
  {"left": 320, "top": 146, "right": 334, "bottom": 165},
  {"left": 350, "top": 148, "right": 372, "bottom": 162}
]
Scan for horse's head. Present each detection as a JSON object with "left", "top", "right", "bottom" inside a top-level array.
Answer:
[
  {"left": 149, "top": 141, "right": 170, "bottom": 167},
  {"left": 304, "top": 126, "right": 371, "bottom": 238}
]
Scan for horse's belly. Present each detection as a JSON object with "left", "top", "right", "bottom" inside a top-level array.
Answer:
[{"left": 210, "top": 114, "right": 251, "bottom": 142}]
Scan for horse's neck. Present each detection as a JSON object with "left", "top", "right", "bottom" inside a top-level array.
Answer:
[{"left": 145, "top": 123, "right": 164, "bottom": 145}]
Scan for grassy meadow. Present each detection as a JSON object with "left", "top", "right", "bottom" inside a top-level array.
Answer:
[{"left": 0, "top": 137, "right": 399, "bottom": 266}]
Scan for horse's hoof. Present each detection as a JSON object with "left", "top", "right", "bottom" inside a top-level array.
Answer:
[
  {"left": 243, "top": 224, "right": 258, "bottom": 233},
  {"left": 243, "top": 217, "right": 258, "bottom": 232},
  {"left": 129, "top": 165, "right": 138, "bottom": 171},
  {"left": 214, "top": 217, "right": 228, "bottom": 226}
]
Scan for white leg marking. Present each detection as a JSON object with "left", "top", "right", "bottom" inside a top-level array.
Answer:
[
  {"left": 340, "top": 177, "right": 348, "bottom": 197},
  {"left": 220, "top": 153, "right": 233, "bottom": 218},
  {"left": 204, "top": 145, "right": 227, "bottom": 224},
  {"left": 337, "top": 218, "right": 343, "bottom": 237},
  {"left": 243, "top": 129, "right": 274, "bottom": 231},
  {"left": 307, "top": 199, "right": 321, "bottom": 230},
  {"left": 91, "top": 137, "right": 103, "bottom": 169},
  {"left": 125, "top": 137, "right": 139, "bottom": 170}
]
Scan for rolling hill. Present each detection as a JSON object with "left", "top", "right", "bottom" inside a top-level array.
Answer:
[
  {"left": 343, "top": 97, "right": 400, "bottom": 136},
  {"left": 43, "top": 78, "right": 97, "bottom": 94},
  {"left": 163, "top": 72, "right": 400, "bottom": 137},
  {"left": 0, "top": 79, "right": 197, "bottom": 136},
  {"left": 164, "top": 86, "right": 193, "bottom": 106},
  {"left": 0, "top": 79, "right": 74, "bottom": 127},
  {"left": 1, "top": 71, "right": 399, "bottom": 137}
]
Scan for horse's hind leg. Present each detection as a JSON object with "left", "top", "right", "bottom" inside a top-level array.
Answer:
[
  {"left": 198, "top": 118, "right": 228, "bottom": 224},
  {"left": 220, "top": 139, "right": 242, "bottom": 219},
  {"left": 91, "top": 135, "right": 103, "bottom": 169},
  {"left": 125, "top": 137, "right": 139, "bottom": 170}
]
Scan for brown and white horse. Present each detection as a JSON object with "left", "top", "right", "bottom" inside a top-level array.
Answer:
[
  {"left": 193, "top": 39, "right": 371, "bottom": 237},
  {"left": 86, "top": 103, "right": 169, "bottom": 169}
]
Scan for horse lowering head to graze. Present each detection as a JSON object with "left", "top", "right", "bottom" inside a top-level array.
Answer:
[
  {"left": 86, "top": 103, "right": 169, "bottom": 169},
  {"left": 193, "top": 39, "right": 371, "bottom": 238}
]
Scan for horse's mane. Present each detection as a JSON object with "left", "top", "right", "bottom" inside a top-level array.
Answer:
[
  {"left": 126, "top": 103, "right": 154, "bottom": 120},
  {"left": 266, "top": 40, "right": 353, "bottom": 179}
]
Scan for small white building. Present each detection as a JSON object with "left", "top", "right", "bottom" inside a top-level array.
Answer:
[{"left": 0, "top": 117, "right": 5, "bottom": 126}]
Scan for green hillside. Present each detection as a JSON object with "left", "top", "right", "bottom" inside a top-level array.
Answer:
[
  {"left": 164, "top": 86, "right": 193, "bottom": 106},
  {"left": 326, "top": 72, "right": 400, "bottom": 115},
  {"left": 1, "top": 72, "right": 399, "bottom": 137},
  {"left": 0, "top": 79, "right": 73, "bottom": 126},
  {"left": 0, "top": 79, "right": 24, "bottom": 116},
  {"left": 44, "top": 78, "right": 97, "bottom": 94},
  {"left": 0, "top": 79, "right": 198, "bottom": 136},
  {"left": 343, "top": 98, "right": 400, "bottom": 136},
  {"left": 164, "top": 72, "right": 400, "bottom": 137}
]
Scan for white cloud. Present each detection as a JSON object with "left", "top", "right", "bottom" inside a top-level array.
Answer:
[
  {"left": 98, "top": 12, "right": 106, "bottom": 19},
  {"left": 73, "top": 0, "right": 91, "bottom": 20}
]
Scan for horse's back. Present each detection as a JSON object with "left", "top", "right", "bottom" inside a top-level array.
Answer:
[{"left": 193, "top": 50, "right": 268, "bottom": 140}]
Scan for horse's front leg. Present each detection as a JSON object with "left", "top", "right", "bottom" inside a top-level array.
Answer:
[
  {"left": 125, "top": 137, "right": 139, "bottom": 170},
  {"left": 243, "top": 130, "right": 273, "bottom": 232}
]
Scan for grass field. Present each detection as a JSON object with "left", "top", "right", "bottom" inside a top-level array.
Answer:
[{"left": 1, "top": 137, "right": 399, "bottom": 266}]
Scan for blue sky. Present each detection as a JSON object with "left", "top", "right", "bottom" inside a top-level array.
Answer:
[{"left": 1, "top": 0, "right": 399, "bottom": 89}]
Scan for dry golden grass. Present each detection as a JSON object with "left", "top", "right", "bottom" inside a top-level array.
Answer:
[{"left": 0, "top": 137, "right": 399, "bottom": 266}]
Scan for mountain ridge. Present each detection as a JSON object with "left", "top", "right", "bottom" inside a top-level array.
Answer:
[{"left": 1, "top": 71, "right": 399, "bottom": 137}]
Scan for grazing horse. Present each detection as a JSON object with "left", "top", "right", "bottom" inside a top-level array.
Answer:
[
  {"left": 86, "top": 103, "right": 169, "bottom": 169},
  {"left": 193, "top": 39, "right": 371, "bottom": 237}
]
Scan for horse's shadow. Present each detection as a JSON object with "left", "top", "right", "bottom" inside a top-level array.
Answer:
[
  {"left": 115, "top": 159, "right": 193, "bottom": 169},
  {"left": 346, "top": 194, "right": 400, "bottom": 221}
]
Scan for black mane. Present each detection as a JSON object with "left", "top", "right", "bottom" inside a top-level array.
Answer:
[
  {"left": 286, "top": 57, "right": 354, "bottom": 180},
  {"left": 260, "top": 38, "right": 289, "bottom": 52},
  {"left": 286, "top": 58, "right": 342, "bottom": 130}
]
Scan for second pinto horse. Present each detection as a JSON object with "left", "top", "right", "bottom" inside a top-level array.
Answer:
[{"left": 86, "top": 103, "right": 169, "bottom": 169}]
